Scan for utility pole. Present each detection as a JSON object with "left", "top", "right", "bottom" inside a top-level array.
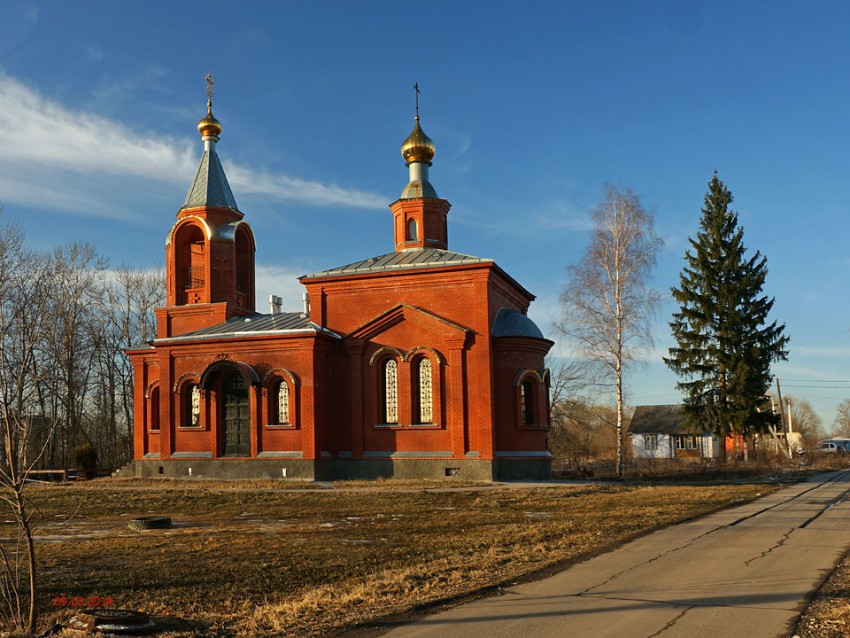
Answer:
[{"left": 775, "top": 378, "right": 792, "bottom": 458}]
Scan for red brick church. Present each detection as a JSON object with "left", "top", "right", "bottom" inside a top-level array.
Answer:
[{"left": 127, "top": 90, "right": 553, "bottom": 480}]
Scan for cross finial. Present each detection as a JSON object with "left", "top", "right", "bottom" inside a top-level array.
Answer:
[
  {"left": 205, "top": 72, "right": 214, "bottom": 103},
  {"left": 413, "top": 82, "right": 420, "bottom": 119}
]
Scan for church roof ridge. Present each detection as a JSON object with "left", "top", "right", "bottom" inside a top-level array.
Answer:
[
  {"left": 301, "top": 247, "right": 493, "bottom": 280},
  {"left": 153, "top": 311, "right": 341, "bottom": 343}
]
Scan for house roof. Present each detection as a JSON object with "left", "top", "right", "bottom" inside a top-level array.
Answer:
[
  {"left": 628, "top": 404, "right": 709, "bottom": 435},
  {"left": 300, "top": 247, "right": 492, "bottom": 279},
  {"left": 153, "top": 312, "right": 340, "bottom": 344}
]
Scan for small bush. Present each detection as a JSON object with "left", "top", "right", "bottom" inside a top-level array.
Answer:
[{"left": 71, "top": 444, "right": 97, "bottom": 470}]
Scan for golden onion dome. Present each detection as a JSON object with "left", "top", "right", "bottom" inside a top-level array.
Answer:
[
  {"left": 197, "top": 100, "right": 222, "bottom": 140},
  {"left": 401, "top": 117, "right": 436, "bottom": 164}
]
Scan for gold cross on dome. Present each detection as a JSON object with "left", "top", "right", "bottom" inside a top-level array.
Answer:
[
  {"left": 413, "top": 82, "right": 420, "bottom": 118},
  {"left": 205, "top": 72, "right": 214, "bottom": 101}
]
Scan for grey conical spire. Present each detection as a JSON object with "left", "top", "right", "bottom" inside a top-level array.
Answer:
[
  {"left": 181, "top": 85, "right": 239, "bottom": 211},
  {"left": 181, "top": 147, "right": 239, "bottom": 210}
]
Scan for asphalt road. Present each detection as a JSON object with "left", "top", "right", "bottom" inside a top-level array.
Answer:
[{"left": 379, "top": 471, "right": 850, "bottom": 638}]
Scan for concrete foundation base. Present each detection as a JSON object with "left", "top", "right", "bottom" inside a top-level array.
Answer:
[{"left": 124, "top": 457, "right": 551, "bottom": 482}]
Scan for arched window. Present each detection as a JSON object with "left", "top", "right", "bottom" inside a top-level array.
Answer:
[
  {"left": 181, "top": 382, "right": 201, "bottom": 427},
  {"left": 416, "top": 358, "right": 433, "bottom": 424},
  {"left": 235, "top": 225, "right": 254, "bottom": 309},
  {"left": 175, "top": 224, "right": 206, "bottom": 304},
  {"left": 276, "top": 380, "right": 290, "bottom": 425},
  {"left": 407, "top": 219, "right": 418, "bottom": 241},
  {"left": 520, "top": 379, "right": 535, "bottom": 425},
  {"left": 148, "top": 386, "right": 160, "bottom": 432},
  {"left": 382, "top": 359, "right": 398, "bottom": 424},
  {"left": 262, "top": 369, "right": 300, "bottom": 428}
]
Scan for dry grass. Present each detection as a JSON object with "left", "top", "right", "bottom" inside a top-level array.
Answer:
[
  {"left": 2, "top": 480, "right": 779, "bottom": 637},
  {"left": 792, "top": 549, "right": 850, "bottom": 638}
]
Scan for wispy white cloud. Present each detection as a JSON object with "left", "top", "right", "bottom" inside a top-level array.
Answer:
[
  {"left": 0, "top": 74, "right": 386, "bottom": 219},
  {"left": 254, "top": 263, "right": 312, "bottom": 313},
  {"left": 226, "top": 165, "right": 386, "bottom": 209}
]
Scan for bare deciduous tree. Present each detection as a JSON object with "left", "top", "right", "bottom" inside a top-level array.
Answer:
[
  {"left": 832, "top": 399, "right": 850, "bottom": 438},
  {"left": 101, "top": 265, "right": 164, "bottom": 466},
  {"left": 0, "top": 217, "right": 53, "bottom": 632},
  {"left": 43, "top": 243, "right": 107, "bottom": 466},
  {"left": 0, "top": 209, "right": 169, "bottom": 633},
  {"left": 557, "top": 185, "right": 662, "bottom": 477},
  {"left": 785, "top": 396, "right": 823, "bottom": 451}
]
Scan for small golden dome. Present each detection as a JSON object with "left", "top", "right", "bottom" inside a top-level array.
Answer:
[
  {"left": 401, "top": 117, "right": 435, "bottom": 164},
  {"left": 197, "top": 100, "right": 222, "bottom": 141}
]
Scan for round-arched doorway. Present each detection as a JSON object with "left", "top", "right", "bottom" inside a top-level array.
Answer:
[{"left": 221, "top": 373, "right": 250, "bottom": 456}]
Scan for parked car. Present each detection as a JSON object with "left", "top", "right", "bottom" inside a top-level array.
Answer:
[{"left": 820, "top": 440, "right": 846, "bottom": 454}]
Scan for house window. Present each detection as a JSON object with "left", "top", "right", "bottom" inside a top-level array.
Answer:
[
  {"left": 520, "top": 380, "right": 535, "bottom": 425},
  {"left": 276, "top": 380, "right": 290, "bottom": 425},
  {"left": 408, "top": 219, "right": 418, "bottom": 241},
  {"left": 644, "top": 434, "right": 657, "bottom": 451},
  {"left": 416, "top": 358, "right": 433, "bottom": 424},
  {"left": 383, "top": 359, "right": 398, "bottom": 424},
  {"left": 675, "top": 436, "right": 698, "bottom": 450}
]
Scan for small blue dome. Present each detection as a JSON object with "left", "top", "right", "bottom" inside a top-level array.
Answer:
[{"left": 492, "top": 308, "right": 545, "bottom": 339}]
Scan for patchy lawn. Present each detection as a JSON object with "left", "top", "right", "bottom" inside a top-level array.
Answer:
[{"left": 8, "top": 479, "right": 777, "bottom": 637}]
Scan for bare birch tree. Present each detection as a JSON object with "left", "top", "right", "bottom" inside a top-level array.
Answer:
[{"left": 557, "top": 185, "right": 662, "bottom": 477}]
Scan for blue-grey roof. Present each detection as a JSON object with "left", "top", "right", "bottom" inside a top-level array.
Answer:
[
  {"left": 491, "top": 308, "right": 546, "bottom": 339},
  {"left": 182, "top": 148, "right": 239, "bottom": 211},
  {"left": 301, "top": 248, "right": 492, "bottom": 279},
  {"left": 154, "top": 312, "right": 340, "bottom": 344}
]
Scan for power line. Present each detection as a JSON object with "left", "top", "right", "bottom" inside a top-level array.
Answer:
[
  {"left": 782, "top": 385, "right": 850, "bottom": 389},
  {"left": 781, "top": 378, "right": 850, "bottom": 384}
]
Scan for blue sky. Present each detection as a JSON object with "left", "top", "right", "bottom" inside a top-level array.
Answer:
[{"left": 1, "top": 1, "right": 849, "bottom": 429}]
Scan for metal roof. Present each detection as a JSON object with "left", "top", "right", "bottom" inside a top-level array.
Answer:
[
  {"left": 301, "top": 248, "right": 493, "bottom": 279},
  {"left": 628, "top": 404, "right": 709, "bottom": 435},
  {"left": 154, "top": 312, "right": 340, "bottom": 344},
  {"left": 492, "top": 308, "right": 546, "bottom": 339},
  {"left": 182, "top": 148, "right": 239, "bottom": 211}
]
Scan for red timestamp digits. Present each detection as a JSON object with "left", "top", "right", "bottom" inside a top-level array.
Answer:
[{"left": 53, "top": 595, "right": 114, "bottom": 607}]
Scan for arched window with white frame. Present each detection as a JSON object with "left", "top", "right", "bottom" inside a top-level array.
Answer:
[
  {"left": 262, "top": 369, "right": 299, "bottom": 428},
  {"left": 276, "top": 380, "right": 290, "bottom": 425},
  {"left": 179, "top": 381, "right": 201, "bottom": 427},
  {"left": 415, "top": 358, "right": 433, "bottom": 424},
  {"left": 382, "top": 359, "right": 399, "bottom": 424}
]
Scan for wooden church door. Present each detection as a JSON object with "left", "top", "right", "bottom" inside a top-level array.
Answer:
[{"left": 222, "top": 374, "right": 250, "bottom": 456}]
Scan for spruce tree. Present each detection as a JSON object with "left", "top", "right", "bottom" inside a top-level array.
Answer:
[{"left": 665, "top": 173, "right": 789, "bottom": 449}]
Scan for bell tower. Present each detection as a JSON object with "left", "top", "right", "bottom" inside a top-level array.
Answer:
[
  {"left": 390, "top": 86, "right": 451, "bottom": 252},
  {"left": 157, "top": 76, "right": 256, "bottom": 338}
]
